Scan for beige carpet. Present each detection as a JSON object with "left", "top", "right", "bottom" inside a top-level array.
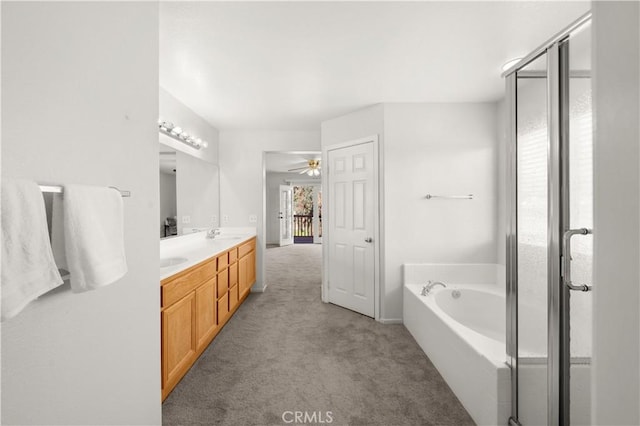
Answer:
[{"left": 162, "top": 243, "right": 474, "bottom": 425}]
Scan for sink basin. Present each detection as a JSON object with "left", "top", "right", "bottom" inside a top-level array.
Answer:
[
  {"left": 214, "top": 236, "right": 242, "bottom": 240},
  {"left": 160, "top": 257, "right": 188, "bottom": 268}
]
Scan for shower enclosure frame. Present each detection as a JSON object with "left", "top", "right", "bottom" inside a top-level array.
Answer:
[{"left": 504, "top": 11, "right": 592, "bottom": 426}]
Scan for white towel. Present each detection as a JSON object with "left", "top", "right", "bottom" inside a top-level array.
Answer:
[
  {"left": 1, "top": 178, "right": 63, "bottom": 321},
  {"left": 63, "top": 184, "right": 127, "bottom": 293}
]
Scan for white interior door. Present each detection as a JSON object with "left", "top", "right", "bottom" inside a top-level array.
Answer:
[
  {"left": 279, "top": 185, "right": 293, "bottom": 246},
  {"left": 312, "top": 185, "right": 322, "bottom": 244},
  {"left": 327, "top": 141, "right": 375, "bottom": 317}
]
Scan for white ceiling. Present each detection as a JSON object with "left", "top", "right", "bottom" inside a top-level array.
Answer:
[{"left": 160, "top": 1, "right": 590, "bottom": 130}]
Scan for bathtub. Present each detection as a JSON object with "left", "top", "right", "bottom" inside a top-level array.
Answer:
[{"left": 403, "top": 264, "right": 510, "bottom": 426}]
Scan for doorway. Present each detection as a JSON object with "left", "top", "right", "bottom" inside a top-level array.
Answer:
[
  {"left": 292, "top": 184, "right": 322, "bottom": 245},
  {"left": 264, "top": 151, "right": 324, "bottom": 299},
  {"left": 265, "top": 152, "right": 322, "bottom": 246},
  {"left": 505, "top": 12, "right": 592, "bottom": 426}
]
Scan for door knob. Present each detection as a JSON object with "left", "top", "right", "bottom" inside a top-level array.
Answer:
[{"left": 365, "top": 237, "right": 373, "bottom": 243}]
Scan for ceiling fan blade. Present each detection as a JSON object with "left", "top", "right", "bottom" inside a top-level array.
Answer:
[
  {"left": 288, "top": 166, "right": 307, "bottom": 172},
  {"left": 299, "top": 169, "right": 310, "bottom": 175}
]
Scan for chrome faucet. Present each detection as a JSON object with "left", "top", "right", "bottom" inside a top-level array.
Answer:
[
  {"left": 206, "top": 228, "right": 221, "bottom": 239},
  {"left": 421, "top": 280, "right": 446, "bottom": 296}
]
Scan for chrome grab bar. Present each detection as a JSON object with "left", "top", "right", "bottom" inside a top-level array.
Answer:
[
  {"left": 562, "top": 228, "right": 593, "bottom": 292},
  {"left": 425, "top": 194, "right": 473, "bottom": 200}
]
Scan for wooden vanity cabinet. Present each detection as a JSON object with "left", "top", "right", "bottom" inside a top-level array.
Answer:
[
  {"left": 161, "top": 291, "right": 196, "bottom": 394},
  {"left": 195, "top": 277, "right": 217, "bottom": 351},
  {"left": 239, "top": 239, "right": 256, "bottom": 298},
  {"left": 229, "top": 261, "right": 239, "bottom": 311},
  {"left": 229, "top": 250, "right": 238, "bottom": 289},
  {"left": 161, "top": 237, "right": 257, "bottom": 401},
  {"left": 216, "top": 267, "right": 228, "bottom": 298}
]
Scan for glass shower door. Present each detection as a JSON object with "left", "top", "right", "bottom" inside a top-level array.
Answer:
[
  {"left": 515, "top": 53, "right": 550, "bottom": 426},
  {"left": 563, "top": 20, "right": 593, "bottom": 426},
  {"left": 506, "top": 12, "right": 592, "bottom": 426}
]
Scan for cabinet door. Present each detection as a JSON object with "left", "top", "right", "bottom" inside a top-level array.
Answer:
[
  {"left": 229, "top": 284, "right": 239, "bottom": 311},
  {"left": 195, "top": 278, "right": 217, "bottom": 351},
  {"left": 216, "top": 269, "right": 228, "bottom": 298},
  {"left": 248, "top": 251, "right": 256, "bottom": 285},
  {"left": 239, "top": 251, "right": 256, "bottom": 297},
  {"left": 218, "top": 291, "right": 229, "bottom": 324},
  {"left": 162, "top": 292, "right": 196, "bottom": 390},
  {"left": 229, "top": 262, "right": 238, "bottom": 288},
  {"left": 239, "top": 255, "right": 249, "bottom": 295}
]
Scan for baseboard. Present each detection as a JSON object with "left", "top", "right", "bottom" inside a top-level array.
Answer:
[
  {"left": 251, "top": 283, "right": 267, "bottom": 293},
  {"left": 379, "top": 318, "right": 403, "bottom": 325}
]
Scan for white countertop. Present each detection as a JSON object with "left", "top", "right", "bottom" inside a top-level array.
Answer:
[{"left": 159, "top": 227, "right": 257, "bottom": 281}]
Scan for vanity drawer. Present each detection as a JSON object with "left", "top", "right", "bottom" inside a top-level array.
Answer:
[
  {"left": 162, "top": 259, "right": 216, "bottom": 308},
  {"left": 228, "top": 248, "right": 238, "bottom": 264},
  {"left": 229, "top": 284, "right": 239, "bottom": 311},
  {"left": 229, "top": 262, "right": 238, "bottom": 288},
  {"left": 216, "top": 269, "right": 228, "bottom": 298},
  {"left": 217, "top": 252, "right": 229, "bottom": 271},
  {"left": 217, "top": 292, "right": 229, "bottom": 323},
  {"left": 238, "top": 238, "right": 256, "bottom": 258}
]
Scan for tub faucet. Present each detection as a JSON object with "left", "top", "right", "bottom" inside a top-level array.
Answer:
[
  {"left": 206, "top": 228, "right": 221, "bottom": 239},
  {"left": 421, "top": 280, "right": 446, "bottom": 296}
]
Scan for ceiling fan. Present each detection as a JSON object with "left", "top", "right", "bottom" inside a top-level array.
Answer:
[{"left": 288, "top": 159, "right": 321, "bottom": 176}]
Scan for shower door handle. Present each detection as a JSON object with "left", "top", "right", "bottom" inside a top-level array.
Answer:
[{"left": 562, "top": 228, "right": 593, "bottom": 292}]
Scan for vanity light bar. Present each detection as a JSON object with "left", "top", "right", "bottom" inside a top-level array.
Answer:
[{"left": 158, "top": 119, "right": 209, "bottom": 150}]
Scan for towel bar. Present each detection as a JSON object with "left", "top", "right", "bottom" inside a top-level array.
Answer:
[
  {"left": 39, "top": 184, "right": 131, "bottom": 198},
  {"left": 425, "top": 194, "right": 473, "bottom": 200}
]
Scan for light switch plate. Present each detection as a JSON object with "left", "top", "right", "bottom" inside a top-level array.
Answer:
[
  {"left": 249, "top": 214, "right": 257, "bottom": 223},
  {"left": 223, "top": 215, "right": 229, "bottom": 224},
  {"left": 182, "top": 215, "right": 191, "bottom": 224}
]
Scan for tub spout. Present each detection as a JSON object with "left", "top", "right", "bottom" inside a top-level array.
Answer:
[{"left": 421, "top": 280, "right": 446, "bottom": 296}]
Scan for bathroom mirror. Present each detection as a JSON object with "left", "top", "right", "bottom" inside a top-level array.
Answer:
[
  {"left": 159, "top": 141, "right": 220, "bottom": 239},
  {"left": 159, "top": 144, "right": 178, "bottom": 238}
]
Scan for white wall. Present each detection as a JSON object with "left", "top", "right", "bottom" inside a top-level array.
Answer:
[
  {"left": 159, "top": 87, "right": 219, "bottom": 165},
  {"left": 219, "top": 131, "right": 321, "bottom": 290},
  {"left": 320, "top": 104, "right": 385, "bottom": 315},
  {"left": 160, "top": 171, "right": 177, "bottom": 237},
  {"left": 321, "top": 103, "right": 498, "bottom": 321},
  {"left": 266, "top": 172, "right": 283, "bottom": 244},
  {"left": 175, "top": 151, "right": 219, "bottom": 234},
  {"left": 321, "top": 104, "right": 385, "bottom": 148},
  {"left": 592, "top": 1, "right": 640, "bottom": 424},
  {"left": 383, "top": 103, "right": 498, "bottom": 320},
  {"left": 0, "top": 1, "right": 3, "bottom": 416},
  {"left": 1, "top": 3, "right": 161, "bottom": 424}
]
